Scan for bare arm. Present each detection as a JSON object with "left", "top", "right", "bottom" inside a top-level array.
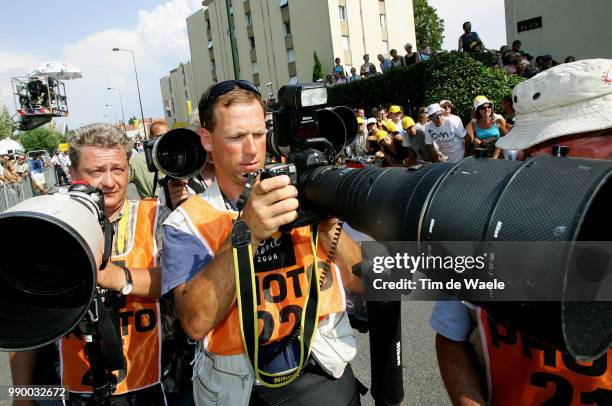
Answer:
[
  {"left": 10, "top": 351, "right": 37, "bottom": 406},
  {"left": 436, "top": 334, "right": 486, "bottom": 406},
  {"left": 174, "top": 175, "right": 299, "bottom": 340},
  {"left": 458, "top": 36, "right": 464, "bottom": 52},
  {"left": 97, "top": 263, "right": 161, "bottom": 299},
  {"left": 426, "top": 144, "right": 442, "bottom": 162}
]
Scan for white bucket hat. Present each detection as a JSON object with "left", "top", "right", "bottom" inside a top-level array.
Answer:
[
  {"left": 496, "top": 59, "right": 612, "bottom": 150},
  {"left": 426, "top": 103, "right": 444, "bottom": 118}
]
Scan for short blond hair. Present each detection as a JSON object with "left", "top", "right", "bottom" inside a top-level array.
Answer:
[{"left": 69, "top": 123, "right": 131, "bottom": 170}]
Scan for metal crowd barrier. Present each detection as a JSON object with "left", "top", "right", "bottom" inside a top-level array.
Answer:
[{"left": 0, "top": 167, "right": 57, "bottom": 212}]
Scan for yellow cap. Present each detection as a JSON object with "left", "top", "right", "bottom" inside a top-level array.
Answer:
[
  {"left": 357, "top": 117, "right": 365, "bottom": 124},
  {"left": 401, "top": 116, "right": 415, "bottom": 130},
  {"left": 381, "top": 120, "right": 397, "bottom": 133},
  {"left": 389, "top": 105, "right": 402, "bottom": 114},
  {"left": 375, "top": 129, "right": 388, "bottom": 142}
]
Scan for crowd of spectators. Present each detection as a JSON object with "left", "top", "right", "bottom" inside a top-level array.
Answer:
[
  {"left": 329, "top": 21, "right": 577, "bottom": 84},
  {"left": 345, "top": 92, "right": 519, "bottom": 167}
]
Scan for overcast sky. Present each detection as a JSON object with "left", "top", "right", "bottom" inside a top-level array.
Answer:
[{"left": 0, "top": 0, "right": 506, "bottom": 130}]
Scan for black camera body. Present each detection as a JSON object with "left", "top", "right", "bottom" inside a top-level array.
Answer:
[{"left": 265, "top": 83, "right": 357, "bottom": 229}]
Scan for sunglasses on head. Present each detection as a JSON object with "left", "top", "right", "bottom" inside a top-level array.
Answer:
[{"left": 206, "top": 80, "right": 261, "bottom": 108}]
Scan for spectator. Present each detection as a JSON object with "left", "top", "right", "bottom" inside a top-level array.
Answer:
[
  {"left": 377, "top": 107, "right": 389, "bottom": 123},
  {"left": 565, "top": 56, "right": 576, "bottom": 63},
  {"left": 336, "top": 70, "right": 348, "bottom": 84},
  {"left": 373, "top": 129, "right": 400, "bottom": 166},
  {"left": 129, "top": 119, "right": 168, "bottom": 198},
  {"left": 365, "top": 117, "right": 379, "bottom": 153},
  {"left": 416, "top": 106, "right": 429, "bottom": 129},
  {"left": 388, "top": 105, "right": 404, "bottom": 131},
  {"left": 500, "top": 45, "right": 509, "bottom": 55},
  {"left": 390, "top": 49, "right": 405, "bottom": 67},
  {"left": 501, "top": 95, "right": 515, "bottom": 127},
  {"left": 14, "top": 155, "right": 29, "bottom": 177},
  {"left": 439, "top": 100, "right": 463, "bottom": 126},
  {"left": 368, "top": 64, "right": 381, "bottom": 77},
  {"left": 404, "top": 43, "right": 418, "bottom": 65},
  {"left": 424, "top": 103, "right": 466, "bottom": 162},
  {"left": 348, "top": 67, "right": 361, "bottom": 82},
  {"left": 347, "top": 117, "right": 368, "bottom": 157},
  {"left": 325, "top": 74, "right": 334, "bottom": 85},
  {"left": 333, "top": 57, "right": 346, "bottom": 83},
  {"left": 355, "top": 107, "right": 366, "bottom": 119},
  {"left": 511, "top": 39, "right": 522, "bottom": 54},
  {"left": 401, "top": 115, "right": 429, "bottom": 164},
  {"left": 541, "top": 54, "right": 553, "bottom": 71},
  {"left": 360, "top": 54, "right": 376, "bottom": 76},
  {"left": 434, "top": 59, "right": 612, "bottom": 406},
  {"left": 458, "top": 21, "right": 482, "bottom": 52},
  {"left": 377, "top": 54, "right": 393, "bottom": 72},
  {"left": 0, "top": 158, "right": 6, "bottom": 185},
  {"left": 50, "top": 152, "right": 68, "bottom": 186},
  {"left": 417, "top": 39, "right": 432, "bottom": 61},
  {"left": 465, "top": 96, "right": 503, "bottom": 158}
]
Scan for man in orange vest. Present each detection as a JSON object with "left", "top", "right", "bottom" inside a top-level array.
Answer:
[
  {"left": 161, "top": 80, "right": 362, "bottom": 405},
  {"left": 431, "top": 59, "right": 612, "bottom": 405},
  {"left": 10, "top": 123, "right": 165, "bottom": 405}
]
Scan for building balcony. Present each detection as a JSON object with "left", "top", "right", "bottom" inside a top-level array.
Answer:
[
  {"left": 285, "top": 34, "right": 293, "bottom": 50},
  {"left": 247, "top": 24, "right": 254, "bottom": 38},
  {"left": 244, "top": 0, "right": 250, "bottom": 14},
  {"left": 381, "top": 28, "right": 388, "bottom": 41},
  {"left": 207, "top": 28, "right": 212, "bottom": 41},
  {"left": 288, "top": 62, "right": 297, "bottom": 76},
  {"left": 340, "top": 21, "right": 349, "bottom": 36},
  {"left": 379, "top": 1, "right": 386, "bottom": 14},
  {"left": 253, "top": 73, "right": 260, "bottom": 86},
  {"left": 281, "top": 7, "right": 290, "bottom": 23}
]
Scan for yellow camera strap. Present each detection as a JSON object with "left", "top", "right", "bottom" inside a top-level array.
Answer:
[{"left": 232, "top": 220, "right": 320, "bottom": 388}]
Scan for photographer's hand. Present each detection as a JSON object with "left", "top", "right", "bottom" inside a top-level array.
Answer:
[
  {"left": 241, "top": 174, "right": 299, "bottom": 242},
  {"left": 167, "top": 178, "right": 190, "bottom": 209},
  {"left": 97, "top": 262, "right": 161, "bottom": 298}
]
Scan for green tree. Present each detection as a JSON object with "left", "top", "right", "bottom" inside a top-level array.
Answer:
[
  {"left": 0, "top": 110, "right": 16, "bottom": 140},
  {"left": 413, "top": 0, "right": 444, "bottom": 51},
  {"left": 19, "top": 127, "right": 61, "bottom": 153},
  {"left": 313, "top": 51, "right": 323, "bottom": 82}
]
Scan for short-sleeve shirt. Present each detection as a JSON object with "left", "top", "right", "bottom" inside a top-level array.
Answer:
[
  {"left": 403, "top": 123, "right": 430, "bottom": 162},
  {"left": 424, "top": 118, "right": 466, "bottom": 162},
  {"left": 429, "top": 299, "right": 473, "bottom": 342},
  {"left": 460, "top": 32, "right": 481, "bottom": 52}
]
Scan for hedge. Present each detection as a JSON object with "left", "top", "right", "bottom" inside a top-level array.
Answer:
[{"left": 327, "top": 52, "right": 524, "bottom": 123}]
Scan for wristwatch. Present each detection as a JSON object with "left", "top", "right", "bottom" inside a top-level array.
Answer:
[{"left": 119, "top": 266, "right": 133, "bottom": 295}]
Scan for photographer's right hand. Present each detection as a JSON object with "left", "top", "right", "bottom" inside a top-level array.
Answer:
[{"left": 241, "top": 174, "right": 299, "bottom": 242}]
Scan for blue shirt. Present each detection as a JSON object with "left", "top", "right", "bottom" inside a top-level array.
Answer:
[
  {"left": 429, "top": 297, "right": 473, "bottom": 342},
  {"left": 379, "top": 58, "right": 393, "bottom": 72}
]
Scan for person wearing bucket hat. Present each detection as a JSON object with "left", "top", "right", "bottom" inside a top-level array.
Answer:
[
  {"left": 424, "top": 103, "right": 466, "bottom": 162},
  {"left": 440, "top": 100, "right": 463, "bottom": 127},
  {"left": 373, "top": 129, "right": 401, "bottom": 166},
  {"left": 432, "top": 59, "right": 612, "bottom": 406},
  {"left": 466, "top": 96, "right": 505, "bottom": 158}
]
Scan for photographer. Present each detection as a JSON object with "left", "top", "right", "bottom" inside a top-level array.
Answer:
[
  {"left": 129, "top": 119, "right": 168, "bottom": 198},
  {"left": 161, "top": 80, "right": 362, "bottom": 405},
  {"left": 11, "top": 123, "right": 165, "bottom": 404},
  {"left": 431, "top": 59, "right": 612, "bottom": 405}
]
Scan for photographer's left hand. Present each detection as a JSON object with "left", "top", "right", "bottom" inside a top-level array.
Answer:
[{"left": 96, "top": 262, "right": 124, "bottom": 292}]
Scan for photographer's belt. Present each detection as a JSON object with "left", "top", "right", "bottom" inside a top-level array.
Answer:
[{"left": 231, "top": 218, "right": 321, "bottom": 388}]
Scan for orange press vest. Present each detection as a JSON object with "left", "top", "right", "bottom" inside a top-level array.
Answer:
[
  {"left": 179, "top": 195, "right": 347, "bottom": 355},
  {"left": 60, "top": 200, "right": 161, "bottom": 395},
  {"left": 478, "top": 308, "right": 612, "bottom": 405}
]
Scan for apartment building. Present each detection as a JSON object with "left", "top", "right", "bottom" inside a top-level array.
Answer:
[
  {"left": 186, "top": 0, "right": 416, "bottom": 101},
  {"left": 504, "top": 0, "right": 611, "bottom": 61},
  {"left": 159, "top": 61, "right": 198, "bottom": 128}
]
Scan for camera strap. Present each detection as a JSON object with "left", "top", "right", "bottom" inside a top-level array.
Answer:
[{"left": 231, "top": 172, "right": 321, "bottom": 388}]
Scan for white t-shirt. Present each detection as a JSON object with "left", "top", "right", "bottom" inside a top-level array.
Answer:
[{"left": 424, "top": 118, "right": 466, "bottom": 162}]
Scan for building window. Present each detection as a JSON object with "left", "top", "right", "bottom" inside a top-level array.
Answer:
[
  {"left": 208, "top": 40, "right": 214, "bottom": 49},
  {"left": 287, "top": 48, "right": 295, "bottom": 63},
  {"left": 380, "top": 14, "right": 386, "bottom": 27},
  {"left": 249, "top": 37, "right": 256, "bottom": 49},
  {"left": 289, "top": 75, "right": 298, "bottom": 84},
  {"left": 280, "top": 0, "right": 288, "bottom": 7},
  {"left": 339, "top": 5, "right": 347, "bottom": 20},
  {"left": 382, "top": 40, "right": 389, "bottom": 54},
  {"left": 185, "top": 90, "right": 188, "bottom": 99},
  {"left": 283, "top": 21, "right": 292, "bottom": 36},
  {"left": 168, "top": 78, "right": 172, "bottom": 93},
  {"left": 252, "top": 61, "right": 259, "bottom": 74},
  {"left": 206, "top": 19, "right": 210, "bottom": 29},
  {"left": 341, "top": 36, "right": 350, "bottom": 51},
  {"left": 245, "top": 12, "right": 252, "bottom": 25}
]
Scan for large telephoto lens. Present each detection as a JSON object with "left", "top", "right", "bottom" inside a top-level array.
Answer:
[
  {"left": 300, "top": 156, "right": 612, "bottom": 360},
  {"left": 152, "top": 128, "right": 206, "bottom": 179}
]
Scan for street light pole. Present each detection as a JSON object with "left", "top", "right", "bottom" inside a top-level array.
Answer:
[
  {"left": 112, "top": 48, "right": 147, "bottom": 138},
  {"left": 105, "top": 104, "right": 118, "bottom": 126},
  {"left": 107, "top": 87, "right": 126, "bottom": 132}
]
